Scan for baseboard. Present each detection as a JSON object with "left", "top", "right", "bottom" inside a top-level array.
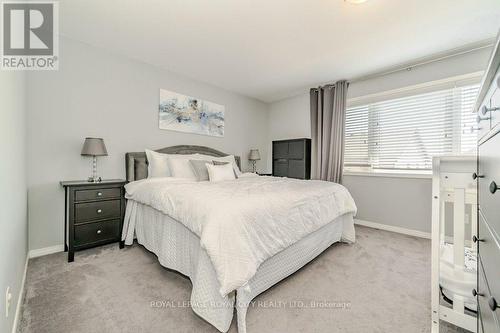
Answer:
[
  {"left": 354, "top": 218, "right": 431, "bottom": 239},
  {"left": 28, "top": 244, "right": 64, "bottom": 259},
  {"left": 11, "top": 254, "right": 28, "bottom": 333}
]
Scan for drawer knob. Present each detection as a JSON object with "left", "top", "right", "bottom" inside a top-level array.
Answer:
[
  {"left": 472, "top": 235, "right": 484, "bottom": 243},
  {"left": 489, "top": 297, "right": 499, "bottom": 311},
  {"left": 476, "top": 114, "right": 491, "bottom": 123},
  {"left": 96, "top": 209, "right": 103, "bottom": 214},
  {"left": 97, "top": 192, "right": 103, "bottom": 197},
  {"left": 472, "top": 288, "right": 484, "bottom": 297},
  {"left": 472, "top": 173, "right": 484, "bottom": 180},
  {"left": 490, "top": 181, "right": 498, "bottom": 194},
  {"left": 481, "top": 105, "right": 500, "bottom": 115},
  {"left": 96, "top": 229, "right": 102, "bottom": 234}
]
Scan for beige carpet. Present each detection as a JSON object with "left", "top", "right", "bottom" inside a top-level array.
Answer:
[{"left": 18, "top": 226, "right": 469, "bottom": 333}]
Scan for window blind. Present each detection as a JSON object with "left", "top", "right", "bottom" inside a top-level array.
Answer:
[{"left": 345, "top": 84, "right": 480, "bottom": 170}]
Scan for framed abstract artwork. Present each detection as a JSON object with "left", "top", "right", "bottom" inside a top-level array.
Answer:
[{"left": 159, "top": 89, "right": 225, "bottom": 137}]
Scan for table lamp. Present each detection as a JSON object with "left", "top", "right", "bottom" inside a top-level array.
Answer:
[
  {"left": 81, "top": 137, "right": 108, "bottom": 182},
  {"left": 248, "top": 149, "right": 261, "bottom": 173}
]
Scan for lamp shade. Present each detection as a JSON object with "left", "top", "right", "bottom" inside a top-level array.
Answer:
[
  {"left": 248, "top": 149, "right": 261, "bottom": 161},
  {"left": 81, "top": 137, "right": 108, "bottom": 156}
]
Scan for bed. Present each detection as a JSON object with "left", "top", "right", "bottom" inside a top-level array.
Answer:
[{"left": 122, "top": 145, "right": 357, "bottom": 333}]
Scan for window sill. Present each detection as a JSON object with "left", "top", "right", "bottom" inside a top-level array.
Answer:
[{"left": 343, "top": 168, "right": 432, "bottom": 179}]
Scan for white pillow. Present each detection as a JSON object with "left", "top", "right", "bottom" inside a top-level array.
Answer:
[
  {"left": 206, "top": 163, "right": 236, "bottom": 182},
  {"left": 167, "top": 158, "right": 197, "bottom": 180},
  {"left": 145, "top": 150, "right": 202, "bottom": 178},
  {"left": 198, "top": 154, "right": 242, "bottom": 177},
  {"left": 145, "top": 149, "right": 169, "bottom": 178}
]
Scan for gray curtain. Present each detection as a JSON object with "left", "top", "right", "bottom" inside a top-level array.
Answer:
[{"left": 310, "top": 81, "right": 349, "bottom": 183}]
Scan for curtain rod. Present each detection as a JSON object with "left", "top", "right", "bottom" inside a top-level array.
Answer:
[
  {"left": 348, "top": 42, "right": 493, "bottom": 84},
  {"left": 309, "top": 42, "right": 492, "bottom": 92}
]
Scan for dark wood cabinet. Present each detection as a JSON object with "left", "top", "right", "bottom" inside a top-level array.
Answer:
[
  {"left": 60, "top": 179, "right": 126, "bottom": 262},
  {"left": 272, "top": 138, "right": 311, "bottom": 179}
]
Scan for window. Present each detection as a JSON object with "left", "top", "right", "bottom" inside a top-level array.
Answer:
[{"left": 345, "top": 83, "right": 480, "bottom": 171}]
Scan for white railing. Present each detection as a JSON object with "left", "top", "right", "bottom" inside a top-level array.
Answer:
[{"left": 431, "top": 155, "right": 477, "bottom": 333}]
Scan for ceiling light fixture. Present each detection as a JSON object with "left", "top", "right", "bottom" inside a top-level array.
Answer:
[{"left": 345, "top": 0, "right": 369, "bottom": 4}]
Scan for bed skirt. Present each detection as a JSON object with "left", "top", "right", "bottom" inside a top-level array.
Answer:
[{"left": 122, "top": 200, "right": 355, "bottom": 333}]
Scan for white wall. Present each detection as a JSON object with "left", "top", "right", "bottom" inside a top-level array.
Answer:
[
  {"left": 27, "top": 37, "right": 270, "bottom": 251},
  {"left": 267, "top": 47, "right": 492, "bottom": 233},
  {"left": 0, "top": 72, "right": 28, "bottom": 332}
]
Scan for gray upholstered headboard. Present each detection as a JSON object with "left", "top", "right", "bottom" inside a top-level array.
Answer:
[{"left": 125, "top": 145, "right": 241, "bottom": 182}]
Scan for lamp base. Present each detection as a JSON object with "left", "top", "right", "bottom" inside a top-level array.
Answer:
[
  {"left": 251, "top": 160, "right": 257, "bottom": 173},
  {"left": 87, "top": 176, "right": 102, "bottom": 183},
  {"left": 87, "top": 156, "right": 102, "bottom": 182}
]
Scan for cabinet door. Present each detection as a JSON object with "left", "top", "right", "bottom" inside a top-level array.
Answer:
[
  {"left": 273, "top": 142, "right": 289, "bottom": 159},
  {"left": 273, "top": 160, "right": 288, "bottom": 177},
  {"left": 478, "top": 214, "right": 500, "bottom": 308},
  {"left": 288, "top": 159, "right": 305, "bottom": 179},
  {"left": 288, "top": 141, "right": 304, "bottom": 159},
  {"left": 489, "top": 74, "right": 500, "bottom": 130},
  {"left": 478, "top": 132, "right": 500, "bottom": 239},
  {"left": 478, "top": 259, "right": 500, "bottom": 333}
]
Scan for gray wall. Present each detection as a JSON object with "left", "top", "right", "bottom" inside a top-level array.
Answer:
[
  {"left": 267, "top": 47, "right": 492, "bottom": 233},
  {"left": 0, "top": 72, "right": 28, "bottom": 332},
  {"left": 27, "top": 37, "right": 270, "bottom": 251},
  {"left": 342, "top": 176, "right": 432, "bottom": 231}
]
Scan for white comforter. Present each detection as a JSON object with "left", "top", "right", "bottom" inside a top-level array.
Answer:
[{"left": 123, "top": 175, "right": 357, "bottom": 297}]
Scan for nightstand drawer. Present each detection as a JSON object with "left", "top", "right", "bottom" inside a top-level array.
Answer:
[
  {"left": 74, "top": 219, "right": 120, "bottom": 247},
  {"left": 75, "top": 199, "right": 121, "bottom": 222},
  {"left": 75, "top": 187, "right": 121, "bottom": 202}
]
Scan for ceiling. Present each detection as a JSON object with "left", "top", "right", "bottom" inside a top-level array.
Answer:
[{"left": 59, "top": 0, "right": 500, "bottom": 103}]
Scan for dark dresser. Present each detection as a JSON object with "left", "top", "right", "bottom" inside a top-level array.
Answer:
[
  {"left": 272, "top": 138, "right": 311, "bottom": 179},
  {"left": 475, "top": 32, "right": 500, "bottom": 333},
  {"left": 61, "top": 179, "right": 126, "bottom": 262}
]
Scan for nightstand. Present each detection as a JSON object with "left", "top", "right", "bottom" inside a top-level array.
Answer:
[{"left": 60, "top": 179, "right": 127, "bottom": 262}]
